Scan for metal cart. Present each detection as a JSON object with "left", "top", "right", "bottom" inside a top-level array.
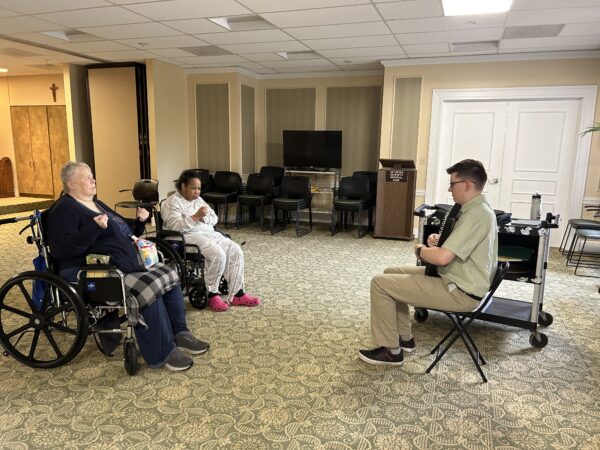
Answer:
[{"left": 413, "top": 205, "right": 558, "bottom": 348}]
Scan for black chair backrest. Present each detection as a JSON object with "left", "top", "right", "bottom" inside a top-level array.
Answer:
[
  {"left": 339, "top": 176, "right": 369, "bottom": 200},
  {"left": 132, "top": 179, "right": 159, "bottom": 203},
  {"left": 352, "top": 171, "right": 377, "bottom": 195},
  {"left": 246, "top": 173, "right": 274, "bottom": 195},
  {"left": 213, "top": 171, "right": 242, "bottom": 194},
  {"left": 280, "top": 176, "right": 311, "bottom": 200},
  {"left": 259, "top": 166, "right": 285, "bottom": 187}
]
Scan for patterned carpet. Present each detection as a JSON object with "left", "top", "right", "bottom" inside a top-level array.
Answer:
[{"left": 0, "top": 212, "right": 599, "bottom": 449}]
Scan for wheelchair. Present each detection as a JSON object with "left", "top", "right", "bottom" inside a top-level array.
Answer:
[
  {"left": 0, "top": 210, "right": 157, "bottom": 376},
  {"left": 149, "top": 206, "right": 229, "bottom": 310}
]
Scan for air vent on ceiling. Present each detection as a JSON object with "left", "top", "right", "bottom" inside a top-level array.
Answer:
[
  {"left": 0, "top": 48, "right": 41, "bottom": 57},
  {"left": 503, "top": 24, "right": 564, "bottom": 39},
  {"left": 287, "top": 51, "right": 320, "bottom": 60},
  {"left": 41, "top": 29, "right": 100, "bottom": 42},
  {"left": 180, "top": 45, "right": 233, "bottom": 56},
  {"left": 226, "top": 15, "right": 276, "bottom": 31},
  {"left": 451, "top": 41, "right": 498, "bottom": 52}
]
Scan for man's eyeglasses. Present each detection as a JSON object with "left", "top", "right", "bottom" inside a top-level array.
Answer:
[{"left": 449, "top": 180, "right": 468, "bottom": 187}]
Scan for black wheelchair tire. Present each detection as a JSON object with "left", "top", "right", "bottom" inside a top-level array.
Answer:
[
  {"left": 149, "top": 237, "right": 187, "bottom": 284},
  {"left": 0, "top": 271, "right": 89, "bottom": 369},
  {"left": 124, "top": 339, "right": 139, "bottom": 376},
  {"left": 189, "top": 281, "right": 208, "bottom": 310}
]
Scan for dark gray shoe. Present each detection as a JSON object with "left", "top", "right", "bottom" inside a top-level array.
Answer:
[
  {"left": 175, "top": 332, "right": 210, "bottom": 355},
  {"left": 164, "top": 348, "right": 193, "bottom": 371},
  {"left": 399, "top": 337, "right": 416, "bottom": 353}
]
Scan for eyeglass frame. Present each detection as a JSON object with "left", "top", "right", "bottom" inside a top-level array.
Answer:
[{"left": 449, "top": 179, "right": 470, "bottom": 188}]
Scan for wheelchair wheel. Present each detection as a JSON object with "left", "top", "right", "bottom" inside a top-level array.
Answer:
[
  {"left": 123, "top": 339, "right": 139, "bottom": 376},
  {"left": 189, "top": 280, "right": 208, "bottom": 310},
  {"left": 0, "top": 271, "right": 89, "bottom": 368},
  {"left": 149, "top": 237, "right": 187, "bottom": 282}
]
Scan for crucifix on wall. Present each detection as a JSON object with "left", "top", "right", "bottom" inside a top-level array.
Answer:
[{"left": 49, "top": 83, "right": 58, "bottom": 102}]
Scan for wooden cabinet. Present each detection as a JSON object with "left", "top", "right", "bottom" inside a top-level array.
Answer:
[{"left": 10, "top": 105, "right": 69, "bottom": 197}]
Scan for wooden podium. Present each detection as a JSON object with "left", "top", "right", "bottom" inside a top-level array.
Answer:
[{"left": 374, "top": 159, "right": 416, "bottom": 240}]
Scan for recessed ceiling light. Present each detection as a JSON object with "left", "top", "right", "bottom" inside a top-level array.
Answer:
[
  {"left": 0, "top": 68, "right": 8, "bottom": 73},
  {"left": 443, "top": 0, "right": 512, "bottom": 16},
  {"left": 209, "top": 17, "right": 231, "bottom": 31}
]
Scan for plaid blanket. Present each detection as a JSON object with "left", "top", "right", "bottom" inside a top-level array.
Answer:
[{"left": 124, "top": 262, "right": 180, "bottom": 327}]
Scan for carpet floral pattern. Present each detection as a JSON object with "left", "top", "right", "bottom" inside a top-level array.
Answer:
[{"left": 0, "top": 214, "right": 599, "bottom": 449}]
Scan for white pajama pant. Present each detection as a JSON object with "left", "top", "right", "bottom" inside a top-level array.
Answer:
[{"left": 184, "top": 230, "right": 244, "bottom": 302}]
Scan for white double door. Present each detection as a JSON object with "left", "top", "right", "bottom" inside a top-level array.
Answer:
[{"left": 431, "top": 98, "right": 581, "bottom": 247}]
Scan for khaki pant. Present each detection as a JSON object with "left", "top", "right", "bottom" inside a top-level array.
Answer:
[{"left": 370, "top": 266, "right": 480, "bottom": 348}]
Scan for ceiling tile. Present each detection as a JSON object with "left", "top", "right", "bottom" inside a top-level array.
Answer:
[
  {"left": 52, "top": 40, "right": 132, "bottom": 52},
  {"left": 117, "top": 35, "right": 208, "bottom": 49},
  {"left": 284, "top": 22, "right": 387, "bottom": 40},
  {"left": 561, "top": 22, "right": 600, "bottom": 36},
  {"left": 318, "top": 46, "right": 406, "bottom": 58},
  {"left": 123, "top": 0, "right": 251, "bottom": 21},
  {"left": 261, "top": 5, "right": 380, "bottom": 28},
  {"left": 79, "top": 22, "right": 183, "bottom": 40},
  {"left": 35, "top": 6, "right": 151, "bottom": 28},
  {"left": 388, "top": 13, "right": 505, "bottom": 34},
  {"left": 396, "top": 28, "right": 503, "bottom": 45},
  {"left": 261, "top": 59, "right": 336, "bottom": 68},
  {"left": 507, "top": 7, "right": 600, "bottom": 27},
  {"left": 0, "top": 16, "right": 64, "bottom": 33},
  {"left": 500, "top": 35, "right": 600, "bottom": 50},
  {"left": 237, "top": 0, "right": 370, "bottom": 13},
  {"left": 148, "top": 47, "right": 197, "bottom": 57},
  {"left": 511, "top": 0, "right": 600, "bottom": 10},
  {"left": 243, "top": 52, "right": 322, "bottom": 62},
  {"left": 174, "top": 54, "right": 248, "bottom": 64},
  {"left": 304, "top": 35, "right": 398, "bottom": 50},
  {"left": 197, "top": 29, "right": 291, "bottom": 45},
  {"left": 0, "top": 0, "right": 110, "bottom": 15},
  {"left": 109, "top": 0, "right": 164, "bottom": 4},
  {"left": 0, "top": 7, "right": 20, "bottom": 17},
  {"left": 275, "top": 65, "right": 341, "bottom": 73},
  {"left": 8, "top": 31, "right": 103, "bottom": 47},
  {"left": 162, "top": 18, "right": 229, "bottom": 34},
  {"left": 92, "top": 49, "right": 157, "bottom": 60},
  {"left": 220, "top": 41, "right": 309, "bottom": 54},
  {"left": 403, "top": 42, "right": 450, "bottom": 55},
  {"left": 376, "top": 0, "right": 443, "bottom": 20}
]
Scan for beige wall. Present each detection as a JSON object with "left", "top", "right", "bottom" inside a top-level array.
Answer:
[
  {"left": 147, "top": 60, "right": 189, "bottom": 200},
  {"left": 63, "top": 64, "right": 92, "bottom": 166},
  {"left": 0, "top": 74, "right": 67, "bottom": 196},
  {"left": 380, "top": 58, "right": 600, "bottom": 201},
  {"left": 254, "top": 75, "right": 383, "bottom": 171}
]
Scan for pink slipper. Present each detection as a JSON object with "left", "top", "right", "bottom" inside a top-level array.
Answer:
[
  {"left": 231, "top": 293, "right": 260, "bottom": 307},
  {"left": 208, "top": 295, "right": 229, "bottom": 312}
]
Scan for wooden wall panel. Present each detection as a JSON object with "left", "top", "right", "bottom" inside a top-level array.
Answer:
[
  {"left": 47, "top": 106, "right": 69, "bottom": 197},
  {"left": 326, "top": 86, "right": 382, "bottom": 176},
  {"left": 241, "top": 84, "right": 255, "bottom": 174},
  {"left": 10, "top": 106, "right": 34, "bottom": 194},
  {"left": 28, "top": 106, "right": 53, "bottom": 196},
  {"left": 195, "top": 83, "right": 230, "bottom": 171},
  {"left": 266, "top": 88, "right": 315, "bottom": 166}
]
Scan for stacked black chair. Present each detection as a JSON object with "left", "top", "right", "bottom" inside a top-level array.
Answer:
[
  {"left": 201, "top": 171, "right": 242, "bottom": 227},
  {"left": 236, "top": 173, "right": 274, "bottom": 230},
  {"left": 331, "top": 175, "right": 371, "bottom": 238},
  {"left": 191, "top": 168, "right": 213, "bottom": 195},
  {"left": 352, "top": 171, "right": 377, "bottom": 230},
  {"left": 259, "top": 166, "right": 285, "bottom": 196},
  {"left": 271, "top": 175, "right": 312, "bottom": 237},
  {"left": 114, "top": 179, "right": 159, "bottom": 215},
  {"left": 425, "top": 262, "right": 510, "bottom": 383}
]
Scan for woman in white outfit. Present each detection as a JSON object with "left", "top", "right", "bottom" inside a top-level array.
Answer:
[{"left": 161, "top": 170, "right": 260, "bottom": 312}]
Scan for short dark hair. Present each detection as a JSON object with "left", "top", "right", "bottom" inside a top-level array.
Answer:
[
  {"left": 175, "top": 169, "right": 201, "bottom": 191},
  {"left": 446, "top": 159, "right": 487, "bottom": 190}
]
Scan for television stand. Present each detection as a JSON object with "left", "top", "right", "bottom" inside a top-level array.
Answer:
[{"left": 285, "top": 168, "right": 340, "bottom": 214}]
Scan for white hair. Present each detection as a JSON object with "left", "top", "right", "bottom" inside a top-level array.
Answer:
[{"left": 60, "top": 161, "right": 91, "bottom": 193}]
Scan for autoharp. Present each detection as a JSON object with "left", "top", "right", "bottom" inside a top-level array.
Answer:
[{"left": 424, "top": 203, "right": 461, "bottom": 277}]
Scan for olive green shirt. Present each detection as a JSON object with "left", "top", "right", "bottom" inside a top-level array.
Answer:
[{"left": 438, "top": 194, "right": 498, "bottom": 297}]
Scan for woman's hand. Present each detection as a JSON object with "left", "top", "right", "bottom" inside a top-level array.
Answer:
[
  {"left": 427, "top": 233, "right": 440, "bottom": 247},
  {"left": 93, "top": 214, "right": 108, "bottom": 229},
  {"left": 136, "top": 207, "right": 150, "bottom": 222},
  {"left": 193, "top": 205, "right": 209, "bottom": 222}
]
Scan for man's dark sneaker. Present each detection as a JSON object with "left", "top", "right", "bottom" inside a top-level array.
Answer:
[
  {"left": 358, "top": 347, "right": 404, "bottom": 366},
  {"left": 399, "top": 337, "right": 416, "bottom": 353},
  {"left": 175, "top": 332, "right": 210, "bottom": 355},
  {"left": 164, "top": 348, "right": 193, "bottom": 371}
]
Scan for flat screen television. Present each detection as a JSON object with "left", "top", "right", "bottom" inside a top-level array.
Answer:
[{"left": 283, "top": 130, "right": 342, "bottom": 169}]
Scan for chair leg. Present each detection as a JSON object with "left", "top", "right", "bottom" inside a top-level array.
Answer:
[
  {"left": 357, "top": 206, "right": 367, "bottom": 239},
  {"left": 559, "top": 223, "right": 572, "bottom": 254},
  {"left": 574, "top": 236, "right": 586, "bottom": 276},
  {"left": 331, "top": 206, "right": 339, "bottom": 235},
  {"left": 235, "top": 203, "right": 242, "bottom": 229},
  {"left": 295, "top": 204, "right": 301, "bottom": 237}
]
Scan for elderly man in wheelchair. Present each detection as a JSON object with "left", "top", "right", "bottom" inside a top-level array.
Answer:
[{"left": 0, "top": 161, "right": 209, "bottom": 375}]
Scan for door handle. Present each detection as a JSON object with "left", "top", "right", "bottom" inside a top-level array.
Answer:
[{"left": 489, "top": 178, "right": 499, "bottom": 185}]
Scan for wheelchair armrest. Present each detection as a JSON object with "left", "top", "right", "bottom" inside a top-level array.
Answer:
[{"left": 157, "top": 229, "right": 184, "bottom": 239}]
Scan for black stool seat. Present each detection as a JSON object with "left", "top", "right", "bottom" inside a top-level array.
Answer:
[
  {"left": 273, "top": 197, "right": 308, "bottom": 208},
  {"left": 333, "top": 198, "right": 369, "bottom": 210},
  {"left": 238, "top": 193, "right": 273, "bottom": 206}
]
